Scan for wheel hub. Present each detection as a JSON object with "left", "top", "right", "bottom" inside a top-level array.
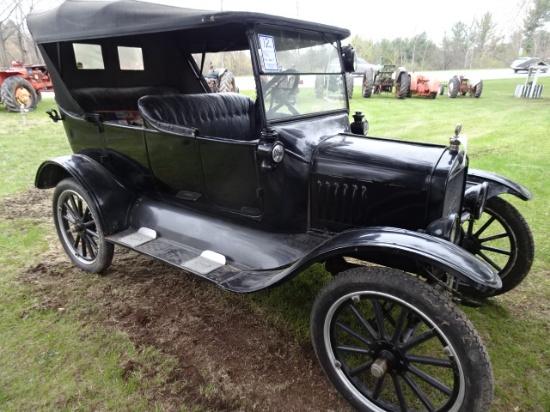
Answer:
[
  {"left": 70, "top": 219, "right": 86, "bottom": 234},
  {"left": 15, "top": 86, "right": 31, "bottom": 107},
  {"left": 370, "top": 349, "right": 396, "bottom": 378},
  {"left": 369, "top": 341, "right": 405, "bottom": 376},
  {"left": 461, "top": 234, "right": 481, "bottom": 254}
]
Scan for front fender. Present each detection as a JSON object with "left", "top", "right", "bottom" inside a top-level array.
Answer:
[
  {"left": 35, "top": 154, "right": 135, "bottom": 234},
  {"left": 222, "top": 227, "right": 501, "bottom": 293},
  {"left": 467, "top": 168, "right": 532, "bottom": 201}
]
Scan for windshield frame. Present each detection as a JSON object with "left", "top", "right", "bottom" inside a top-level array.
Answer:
[{"left": 248, "top": 24, "right": 350, "bottom": 127}]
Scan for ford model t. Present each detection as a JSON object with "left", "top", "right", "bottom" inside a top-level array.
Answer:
[{"left": 29, "top": 1, "right": 534, "bottom": 410}]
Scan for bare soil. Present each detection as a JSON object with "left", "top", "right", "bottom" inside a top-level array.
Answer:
[{"left": 4, "top": 188, "right": 350, "bottom": 411}]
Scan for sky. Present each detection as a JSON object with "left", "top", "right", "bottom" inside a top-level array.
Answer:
[{"left": 35, "top": 0, "right": 527, "bottom": 43}]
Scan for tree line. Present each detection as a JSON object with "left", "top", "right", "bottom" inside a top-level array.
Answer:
[
  {"left": 1, "top": 0, "right": 548, "bottom": 74},
  {"left": 350, "top": 1, "right": 549, "bottom": 71}
]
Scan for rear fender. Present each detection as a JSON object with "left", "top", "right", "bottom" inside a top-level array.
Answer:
[
  {"left": 467, "top": 168, "right": 532, "bottom": 201},
  {"left": 224, "top": 227, "right": 501, "bottom": 293},
  {"left": 35, "top": 154, "right": 135, "bottom": 234}
]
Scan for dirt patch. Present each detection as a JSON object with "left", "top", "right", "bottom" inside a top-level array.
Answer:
[{"left": 10, "top": 188, "right": 350, "bottom": 411}]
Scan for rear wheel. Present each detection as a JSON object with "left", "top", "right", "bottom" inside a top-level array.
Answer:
[
  {"left": 219, "top": 70, "right": 237, "bottom": 93},
  {"left": 397, "top": 72, "right": 410, "bottom": 99},
  {"left": 362, "top": 68, "right": 374, "bottom": 98},
  {"left": 0, "top": 76, "right": 38, "bottom": 112},
  {"left": 315, "top": 75, "right": 325, "bottom": 98},
  {"left": 447, "top": 76, "right": 460, "bottom": 98},
  {"left": 53, "top": 178, "right": 114, "bottom": 273},
  {"left": 460, "top": 196, "right": 534, "bottom": 297},
  {"left": 311, "top": 267, "right": 493, "bottom": 412}
]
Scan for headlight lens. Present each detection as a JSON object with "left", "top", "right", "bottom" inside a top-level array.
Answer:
[{"left": 271, "top": 143, "right": 285, "bottom": 163}]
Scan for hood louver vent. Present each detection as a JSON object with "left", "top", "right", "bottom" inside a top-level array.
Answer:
[{"left": 311, "top": 177, "right": 369, "bottom": 231}]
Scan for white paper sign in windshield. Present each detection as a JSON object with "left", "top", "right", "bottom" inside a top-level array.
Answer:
[{"left": 259, "top": 34, "right": 279, "bottom": 72}]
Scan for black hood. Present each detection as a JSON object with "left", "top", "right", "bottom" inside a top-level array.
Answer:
[{"left": 310, "top": 134, "right": 466, "bottom": 232}]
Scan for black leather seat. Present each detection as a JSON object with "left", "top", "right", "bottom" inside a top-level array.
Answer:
[
  {"left": 71, "top": 86, "right": 179, "bottom": 112},
  {"left": 138, "top": 93, "right": 258, "bottom": 141}
]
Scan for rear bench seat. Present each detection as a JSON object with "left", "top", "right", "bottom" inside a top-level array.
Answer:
[
  {"left": 70, "top": 86, "right": 180, "bottom": 124},
  {"left": 138, "top": 93, "right": 258, "bottom": 141}
]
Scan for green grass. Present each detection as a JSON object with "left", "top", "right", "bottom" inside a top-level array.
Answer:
[
  {"left": 0, "top": 103, "right": 178, "bottom": 411},
  {"left": 1, "top": 79, "right": 549, "bottom": 411}
]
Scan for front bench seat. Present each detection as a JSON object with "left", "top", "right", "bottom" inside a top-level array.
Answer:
[{"left": 138, "top": 93, "right": 258, "bottom": 141}]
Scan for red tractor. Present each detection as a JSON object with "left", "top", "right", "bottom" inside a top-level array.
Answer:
[
  {"left": 0, "top": 61, "right": 53, "bottom": 112},
  {"left": 408, "top": 72, "right": 441, "bottom": 98},
  {"left": 443, "top": 74, "right": 483, "bottom": 98},
  {"left": 363, "top": 65, "right": 440, "bottom": 99}
]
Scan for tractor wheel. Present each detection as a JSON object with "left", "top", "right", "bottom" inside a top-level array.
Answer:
[
  {"left": 315, "top": 75, "right": 325, "bottom": 98},
  {"left": 474, "top": 81, "right": 483, "bottom": 98},
  {"left": 362, "top": 68, "right": 374, "bottom": 98},
  {"left": 438, "top": 83, "right": 445, "bottom": 95},
  {"left": 397, "top": 72, "right": 410, "bottom": 99},
  {"left": 219, "top": 70, "right": 237, "bottom": 93},
  {"left": 1, "top": 76, "right": 38, "bottom": 112},
  {"left": 345, "top": 73, "right": 354, "bottom": 99},
  {"left": 447, "top": 76, "right": 460, "bottom": 98}
]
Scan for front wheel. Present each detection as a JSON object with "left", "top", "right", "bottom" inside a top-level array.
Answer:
[
  {"left": 474, "top": 81, "right": 483, "bottom": 98},
  {"left": 53, "top": 178, "right": 114, "bottom": 273},
  {"left": 311, "top": 267, "right": 493, "bottom": 412},
  {"left": 460, "top": 196, "right": 534, "bottom": 297},
  {"left": 345, "top": 73, "right": 354, "bottom": 99},
  {"left": 362, "top": 68, "right": 374, "bottom": 98},
  {"left": 447, "top": 76, "right": 460, "bottom": 98}
]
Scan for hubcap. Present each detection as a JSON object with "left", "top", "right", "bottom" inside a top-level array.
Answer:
[{"left": 15, "top": 86, "right": 32, "bottom": 107}]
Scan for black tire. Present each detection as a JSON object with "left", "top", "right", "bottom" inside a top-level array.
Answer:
[
  {"left": 447, "top": 76, "right": 460, "bottom": 98},
  {"left": 362, "top": 68, "right": 374, "bottom": 98},
  {"left": 311, "top": 267, "right": 493, "bottom": 412},
  {"left": 345, "top": 73, "right": 354, "bottom": 99},
  {"left": 438, "top": 83, "right": 445, "bottom": 95},
  {"left": 474, "top": 81, "right": 483, "bottom": 98},
  {"left": 315, "top": 75, "right": 325, "bottom": 98},
  {"left": 0, "top": 76, "right": 38, "bottom": 112},
  {"left": 53, "top": 178, "right": 114, "bottom": 273},
  {"left": 460, "top": 196, "right": 534, "bottom": 297},
  {"left": 219, "top": 70, "right": 236, "bottom": 93},
  {"left": 397, "top": 72, "right": 410, "bottom": 99}
]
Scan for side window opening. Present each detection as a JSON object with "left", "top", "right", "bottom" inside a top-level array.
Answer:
[
  {"left": 72, "top": 43, "right": 105, "bottom": 70},
  {"left": 118, "top": 46, "right": 145, "bottom": 71}
]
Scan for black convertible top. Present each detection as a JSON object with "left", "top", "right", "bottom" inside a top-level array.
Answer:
[{"left": 28, "top": 0, "right": 350, "bottom": 44}]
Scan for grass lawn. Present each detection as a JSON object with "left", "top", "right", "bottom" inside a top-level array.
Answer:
[{"left": 1, "top": 77, "right": 549, "bottom": 411}]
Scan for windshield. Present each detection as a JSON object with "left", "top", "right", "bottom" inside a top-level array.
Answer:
[{"left": 256, "top": 26, "right": 347, "bottom": 121}]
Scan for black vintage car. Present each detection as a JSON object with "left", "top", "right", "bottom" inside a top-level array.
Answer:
[{"left": 29, "top": 1, "right": 534, "bottom": 411}]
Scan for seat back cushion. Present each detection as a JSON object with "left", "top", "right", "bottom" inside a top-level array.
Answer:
[{"left": 138, "top": 93, "right": 257, "bottom": 141}]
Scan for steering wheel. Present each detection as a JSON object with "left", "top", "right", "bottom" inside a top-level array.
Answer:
[{"left": 263, "top": 69, "right": 300, "bottom": 116}]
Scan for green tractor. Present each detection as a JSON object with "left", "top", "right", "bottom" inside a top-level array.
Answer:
[{"left": 362, "top": 64, "right": 410, "bottom": 99}]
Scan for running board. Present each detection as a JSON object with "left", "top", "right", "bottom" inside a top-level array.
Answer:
[{"left": 108, "top": 228, "right": 244, "bottom": 285}]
